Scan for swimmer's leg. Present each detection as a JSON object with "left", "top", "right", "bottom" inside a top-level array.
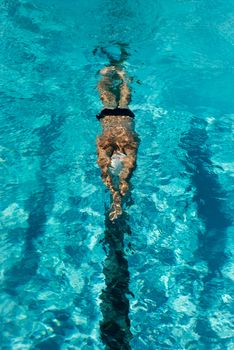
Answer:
[
  {"left": 97, "top": 68, "right": 118, "bottom": 109},
  {"left": 117, "top": 69, "right": 131, "bottom": 108}
]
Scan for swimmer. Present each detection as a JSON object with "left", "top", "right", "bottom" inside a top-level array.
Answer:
[{"left": 96, "top": 66, "right": 139, "bottom": 221}]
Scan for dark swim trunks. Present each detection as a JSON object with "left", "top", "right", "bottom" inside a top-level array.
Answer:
[{"left": 96, "top": 108, "right": 135, "bottom": 120}]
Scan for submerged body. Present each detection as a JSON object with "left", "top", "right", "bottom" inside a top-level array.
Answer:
[{"left": 96, "top": 67, "right": 139, "bottom": 220}]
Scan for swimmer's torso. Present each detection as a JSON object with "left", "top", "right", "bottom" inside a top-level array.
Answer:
[
  {"left": 99, "top": 115, "right": 137, "bottom": 150},
  {"left": 101, "top": 115, "right": 134, "bottom": 134}
]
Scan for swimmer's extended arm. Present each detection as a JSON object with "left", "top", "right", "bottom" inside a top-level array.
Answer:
[
  {"left": 97, "top": 140, "right": 114, "bottom": 193},
  {"left": 97, "top": 139, "right": 122, "bottom": 220},
  {"left": 119, "top": 146, "right": 137, "bottom": 197}
]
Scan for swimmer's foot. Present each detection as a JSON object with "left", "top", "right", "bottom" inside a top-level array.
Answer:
[
  {"left": 100, "top": 66, "right": 128, "bottom": 78},
  {"left": 116, "top": 67, "right": 126, "bottom": 81},
  {"left": 100, "top": 66, "right": 116, "bottom": 75},
  {"left": 116, "top": 67, "right": 132, "bottom": 84}
]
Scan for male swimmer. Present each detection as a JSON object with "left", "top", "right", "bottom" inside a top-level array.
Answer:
[{"left": 96, "top": 66, "right": 139, "bottom": 221}]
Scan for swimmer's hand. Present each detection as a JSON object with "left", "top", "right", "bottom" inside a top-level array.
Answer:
[
  {"left": 109, "top": 191, "right": 122, "bottom": 221},
  {"left": 119, "top": 179, "right": 129, "bottom": 197}
]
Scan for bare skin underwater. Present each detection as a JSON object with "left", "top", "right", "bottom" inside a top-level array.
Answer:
[{"left": 96, "top": 66, "right": 139, "bottom": 221}]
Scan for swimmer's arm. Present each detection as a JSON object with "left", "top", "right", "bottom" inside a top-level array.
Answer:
[
  {"left": 97, "top": 144, "right": 114, "bottom": 192},
  {"left": 97, "top": 140, "right": 121, "bottom": 198},
  {"left": 119, "top": 147, "right": 137, "bottom": 196},
  {"left": 97, "top": 142, "right": 123, "bottom": 220}
]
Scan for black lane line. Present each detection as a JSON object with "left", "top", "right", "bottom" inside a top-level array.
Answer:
[
  {"left": 180, "top": 117, "right": 232, "bottom": 349},
  {"left": 4, "top": 113, "right": 64, "bottom": 294},
  {"left": 100, "top": 212, "right": 133, "bottom": 350}
]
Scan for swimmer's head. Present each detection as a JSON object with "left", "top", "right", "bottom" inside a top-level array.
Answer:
[{"left": 109, "top": 151, "right": 126, "bottom": 176}]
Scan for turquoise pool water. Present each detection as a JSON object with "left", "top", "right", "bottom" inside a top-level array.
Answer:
[{"left": 0, "top": 0, "right": 233, "bottom": 349}]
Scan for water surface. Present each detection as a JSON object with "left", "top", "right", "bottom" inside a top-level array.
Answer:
[{"left": 0, "top": 0, "right": 233, "bottom": 349}]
